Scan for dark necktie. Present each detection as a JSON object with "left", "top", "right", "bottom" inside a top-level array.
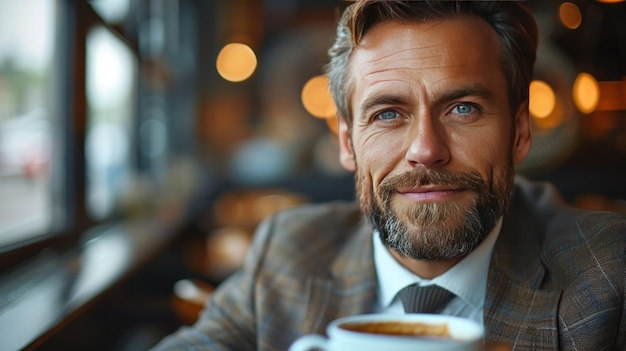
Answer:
[{"left": 398, "top": 284, "right": 455, "bottom": 314}]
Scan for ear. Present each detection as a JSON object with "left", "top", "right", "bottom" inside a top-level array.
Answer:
[
  {"left": 512, "top": 102, "right": 532, "bottom": 165},
  {"left": 338, "top": 118, "right": 356, "bottom": 171}
]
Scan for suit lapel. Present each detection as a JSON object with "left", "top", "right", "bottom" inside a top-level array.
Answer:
[
  {"left": 484, "top": 193, "right": 562, "bottom": 349},
  {"left": 302, "top": 219, "right": 377, "bottom": 335}
]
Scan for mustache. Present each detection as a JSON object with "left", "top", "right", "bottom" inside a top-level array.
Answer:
[{"left": 378, "top": 168, "right": 486, "bottom": 198}]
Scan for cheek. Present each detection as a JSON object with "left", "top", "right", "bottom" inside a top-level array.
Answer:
[
  {"left": 355, "top": 133, "right": 403, "bottom": 185},
  {"left": 450, "top": 130, "right": 512, "bottom": 177}
]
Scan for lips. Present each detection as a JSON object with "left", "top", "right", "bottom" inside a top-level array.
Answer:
[
  {"left": 397, "top": 185, "right": 460, "bottom": 194},
  {"left": 396, "top": 185, "right": 464, "bottom": 201}
]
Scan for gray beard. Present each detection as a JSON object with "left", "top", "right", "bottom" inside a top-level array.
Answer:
[
  {"left": 376, "top": 197, "right": 490, "bottom": 261},
  {"left": 361, "top": 168, "right": 511, "bottom": 261}
]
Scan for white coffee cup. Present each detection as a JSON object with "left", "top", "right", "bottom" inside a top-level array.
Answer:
[{"left": 288, "top": 313, "right": 484, "bottom": 351}]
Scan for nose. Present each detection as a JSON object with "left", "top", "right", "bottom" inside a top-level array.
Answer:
[{"left": 404, "top": 116, "right": 450, "bottom": 168}]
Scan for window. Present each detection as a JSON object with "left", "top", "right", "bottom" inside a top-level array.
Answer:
[
  {"left": 0, "top": 0, "right": 57, "bottom": 248},
  {"left": 85, "top": 26, "right": 137, "bottom": 220}
]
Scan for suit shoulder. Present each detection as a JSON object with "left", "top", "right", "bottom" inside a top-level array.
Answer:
[
  {"left": 513, "top": 176, "right": 626, "bottom": 250},
  {"left": 544, "top": 207, "right": 626, "bottom": 252},
  {"left": 246, "top": 201, "right": 366, "bottom": 269},
  {"left": 266, "top": 201, "right": 365, "bottom": 249},
  {"left": 511, "top": 177, "right": 625, "bottom": 284},
  {"left": 541, "top": 207, "right": 626, "bottom": 292},
  {"left": 272, "top": 201, "right": 362, "bottom": 230}
]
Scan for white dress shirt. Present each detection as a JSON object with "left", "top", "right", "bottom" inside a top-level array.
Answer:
[{"left": 372, "top": 218, "right": 502, "bottom": 326}]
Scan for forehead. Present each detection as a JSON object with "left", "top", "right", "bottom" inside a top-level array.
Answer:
[{"left": 348, "top": 16, "right": 504, "bottom": 100}]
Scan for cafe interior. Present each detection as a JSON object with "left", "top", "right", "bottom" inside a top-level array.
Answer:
[{"left": 0, "top": 0, "right": 625, "bottom": 350}]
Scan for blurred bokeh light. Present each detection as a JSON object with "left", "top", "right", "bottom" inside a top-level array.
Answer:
[
  {"left": 216, "top": 43, "right": 257, "bottom": 82},
  {"left": 301, "top": 75, "right": 336, "bottom": 118},
  {"left": 573, "top": 72, "right": 600, "bottom": 114},
  {"left": 529, "top": 80, "right": 557, "bottom": 119},
  {"left": 559, "top": 2, "right": 582, "bottom": 29}
]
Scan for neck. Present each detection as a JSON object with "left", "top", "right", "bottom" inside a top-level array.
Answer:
[{"left": 389, "top": 249, "right": 463, "bottom": 280}]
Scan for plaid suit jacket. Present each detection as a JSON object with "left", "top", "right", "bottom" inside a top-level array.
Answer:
[{"left": 152, "top": 177, "right": 626, "bottom": 350}]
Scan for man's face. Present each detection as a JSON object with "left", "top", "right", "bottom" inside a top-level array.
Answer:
[{"left": 338, "top": 17, "right": 531, "bottom": 261}]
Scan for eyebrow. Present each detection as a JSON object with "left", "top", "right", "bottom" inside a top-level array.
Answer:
[
  {"left": 359, "top": 94, "right": 409, "bottom": 119},
  {"left": 436, "top": 86, "right": 494, "bottom": 104}
]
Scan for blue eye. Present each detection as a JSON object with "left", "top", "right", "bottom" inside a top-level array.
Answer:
[
  {"left": 376, "top": 110, "right": 399, "bottom": 120},
  {"left": 451, "top": 103, "right": 475, "bottom": 114}
]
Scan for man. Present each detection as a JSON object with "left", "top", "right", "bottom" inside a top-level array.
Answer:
[{"left": 152, "top": 1, "right": 626, "bottom": 350}]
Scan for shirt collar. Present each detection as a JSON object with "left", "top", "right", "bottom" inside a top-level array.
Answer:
[{"left": 373, "top": 218, "right": 502, "bottom": 310}]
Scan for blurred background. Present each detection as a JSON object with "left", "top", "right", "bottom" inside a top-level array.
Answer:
[{"left": 0, "top": 0, "right": 624, "bottom": 350}]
